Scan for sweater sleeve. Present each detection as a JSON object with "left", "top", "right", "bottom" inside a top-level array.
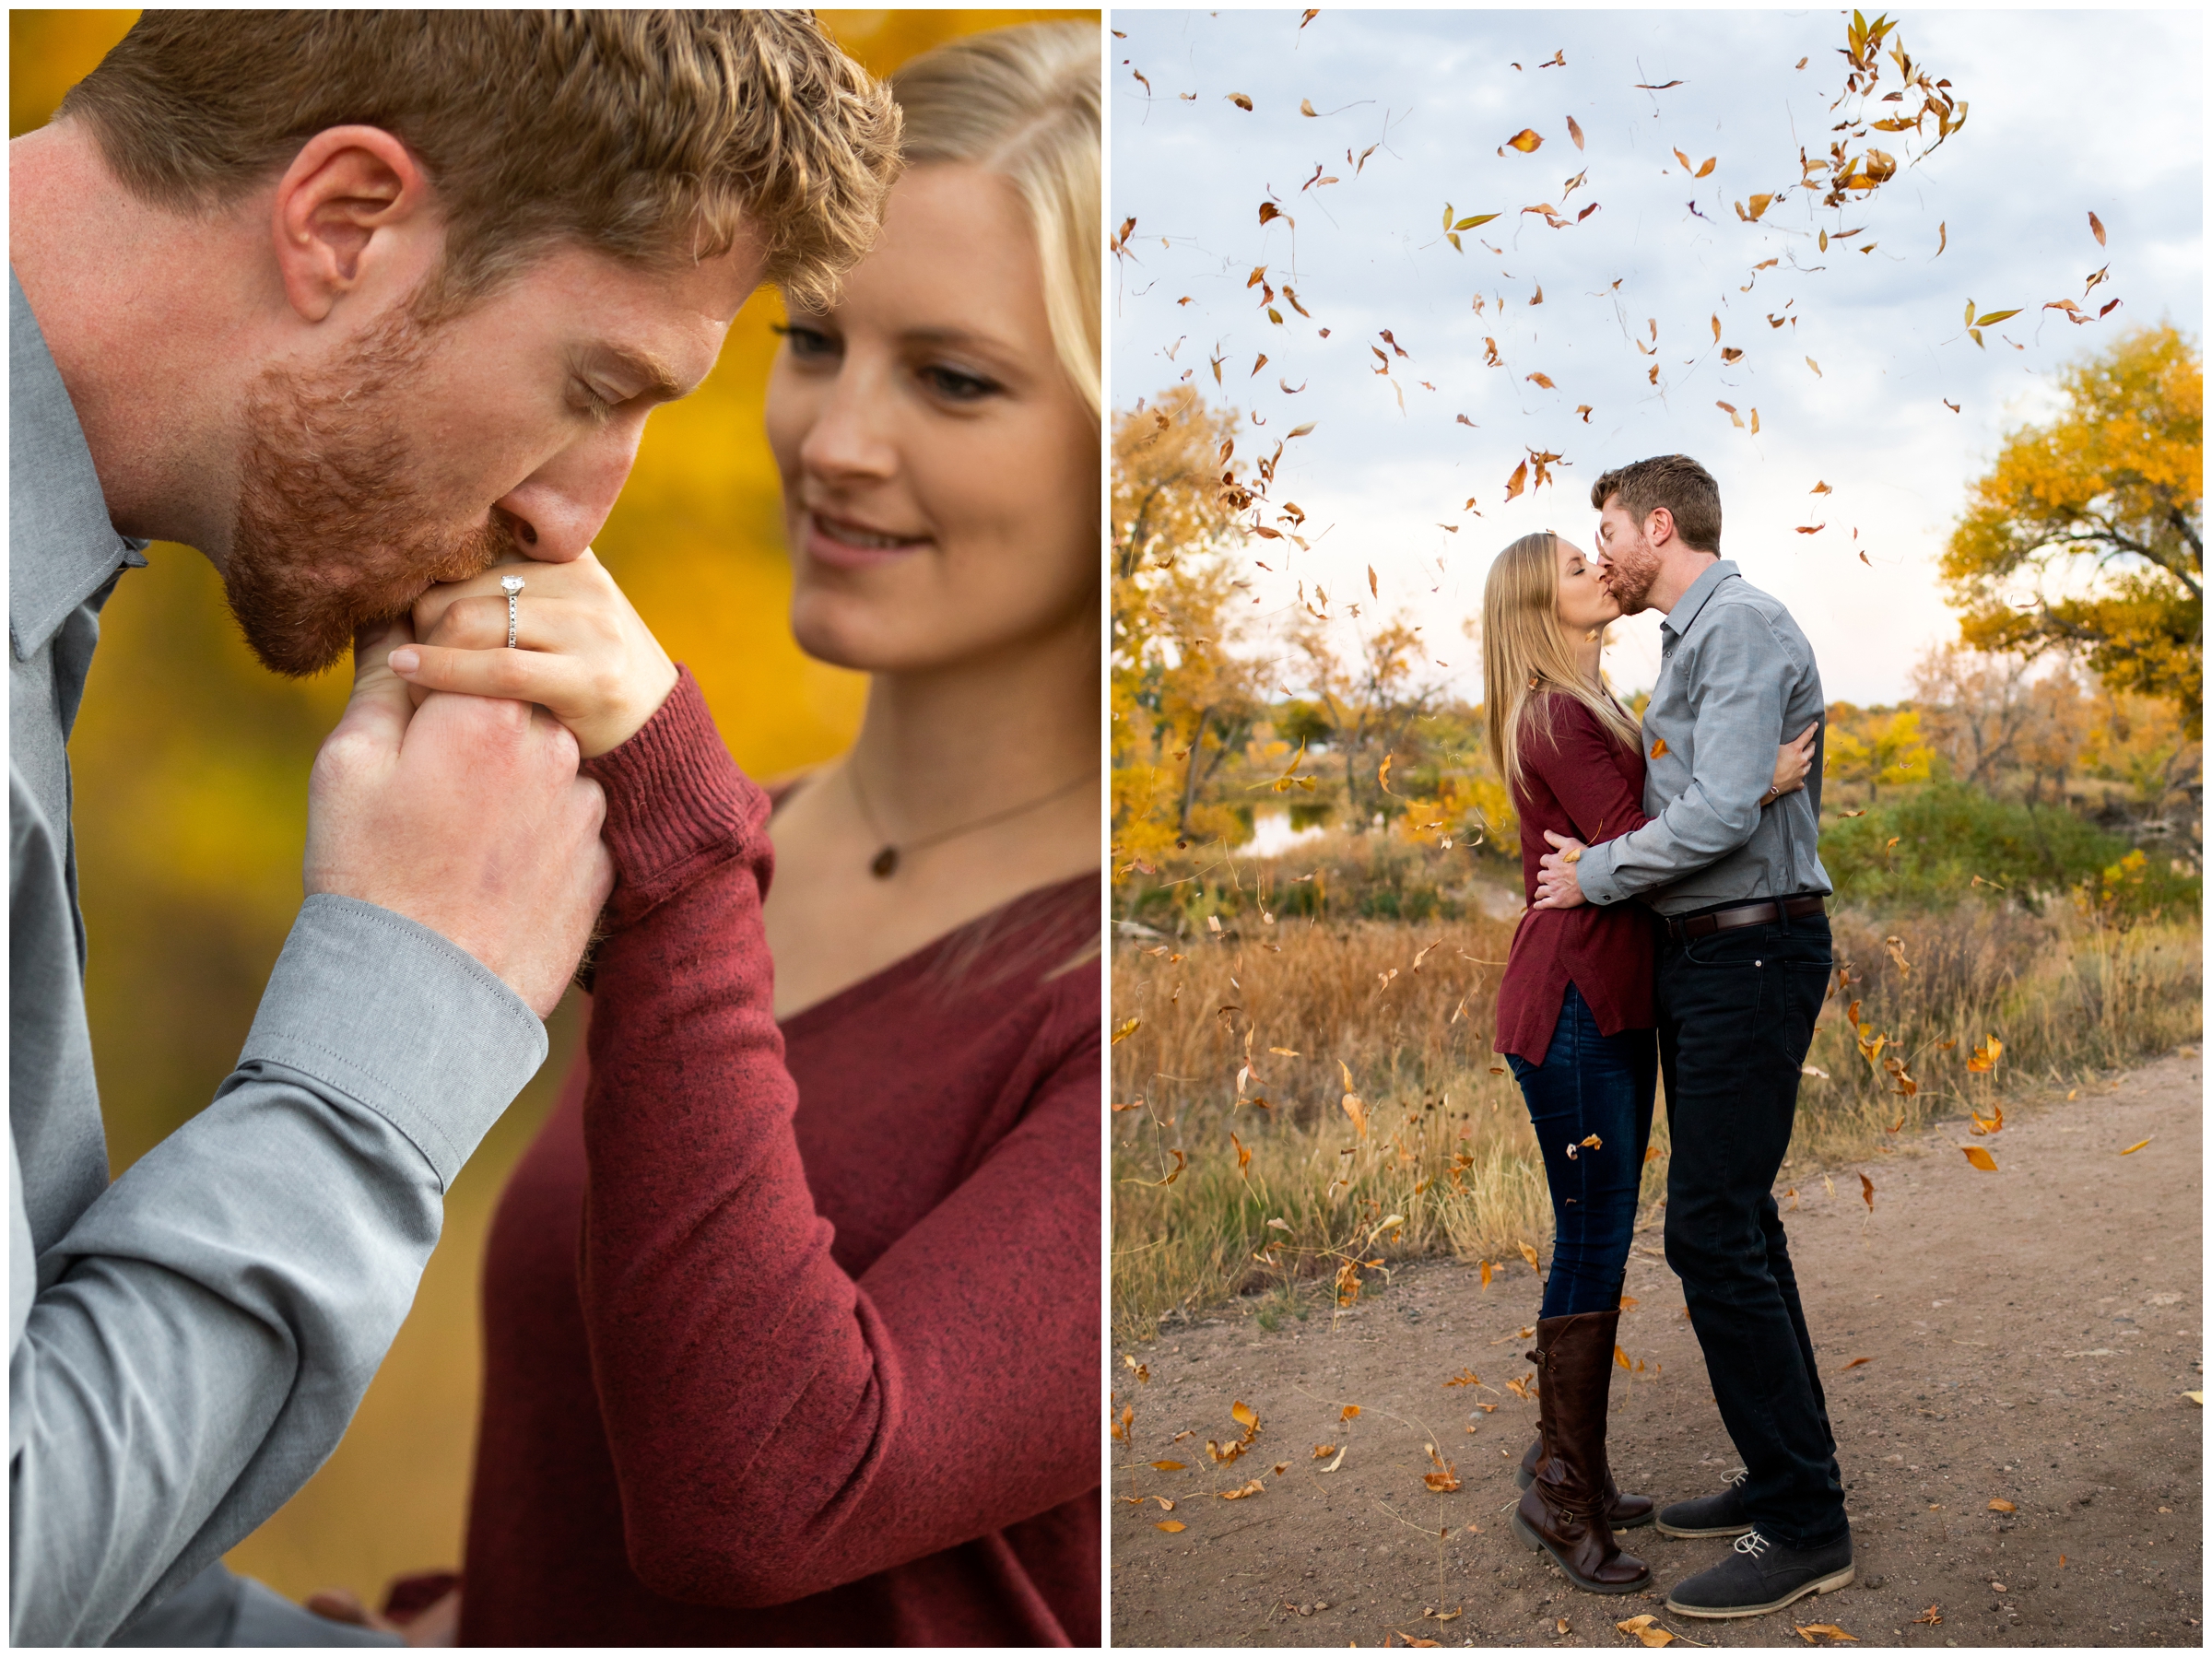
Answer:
[
  {"left": 1522, "top": 699, "right": 1651, "bottom": 849},
  {"left": 571, "top": 669, "right": 1100, "bottom": 1609}
]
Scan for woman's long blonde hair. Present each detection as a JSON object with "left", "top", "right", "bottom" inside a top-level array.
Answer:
[
  {"left": 889, "top": 22, "right": 1100, "bottom": 424},
  {"left": 1482, "top": 532, "right": 1641, "bottom": 795}
]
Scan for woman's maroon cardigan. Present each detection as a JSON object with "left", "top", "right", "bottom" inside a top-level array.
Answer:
[
  {"left": 1494, "top": 692, "right": 1658, "bottom": 1064},
  {"left": 456, "top": 671, "right": 1100, "bottom": 1645}
]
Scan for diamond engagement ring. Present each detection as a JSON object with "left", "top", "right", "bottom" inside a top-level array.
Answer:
[{"left": 501, "top": 574, "right": 525, "bottom": 648}]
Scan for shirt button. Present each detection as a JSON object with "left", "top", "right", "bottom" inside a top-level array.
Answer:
[{"left": 1755, "top": 959, "right": 1763, "bottom": 967}]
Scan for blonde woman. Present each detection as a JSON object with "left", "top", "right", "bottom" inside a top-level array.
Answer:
[
  {"left": 338, "top": 22, "right": 1102, "bottom": 1646},
  {"left": 1483, "top": 532, "right": 1813, "bottom": 1598}
]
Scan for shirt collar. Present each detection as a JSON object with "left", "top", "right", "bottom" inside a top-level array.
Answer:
[
  {"left": 10, "top": 268, "right": 148, "bottom": 663},
  {"left": 1659, "top": 558, "right": 1739, "bottom": 640}
]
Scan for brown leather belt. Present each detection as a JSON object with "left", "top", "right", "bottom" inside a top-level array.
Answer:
[{"left": 1665, "top": 894, "right": 1826, "bottom": 942}]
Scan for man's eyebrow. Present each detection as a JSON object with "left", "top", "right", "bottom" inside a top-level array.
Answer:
[{"left": 593, "top": 347, "right": 688, "bottom": 402}]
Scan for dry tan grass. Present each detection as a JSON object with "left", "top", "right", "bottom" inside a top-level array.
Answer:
[{"left": 1111, "top": 904, "right": 2200, "bottom": 1343}]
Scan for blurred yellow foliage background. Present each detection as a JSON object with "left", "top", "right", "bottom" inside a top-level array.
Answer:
[{"left": 12, "top": 6, "right": 1091, "bottom": 1607}]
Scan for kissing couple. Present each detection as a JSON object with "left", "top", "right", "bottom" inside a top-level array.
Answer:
[{"left": 1480, "top": 454, "right": 1853, "bottom": 1620}]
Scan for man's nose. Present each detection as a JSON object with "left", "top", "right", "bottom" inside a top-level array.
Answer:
[{"left": 494, "top": 417, "right": 648, "bottom": 563}]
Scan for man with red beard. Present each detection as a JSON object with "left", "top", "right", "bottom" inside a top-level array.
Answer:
[
  {"left": 1532, "top": 455, "right": 1851, "bottom": 1622},
  {"left": 8, "top": 15, "right": 898, "bottom": 1647}
]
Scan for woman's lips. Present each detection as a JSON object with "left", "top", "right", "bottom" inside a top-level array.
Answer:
[{"left": 803, "top": 510, "right": 932, "bottom": 570}]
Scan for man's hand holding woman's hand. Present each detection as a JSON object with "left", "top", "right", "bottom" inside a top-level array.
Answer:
[
  {"left": 304, "top": 617, "right": 613, "bottom": 1018},
  {"left": 388, "top": 550, "right": 679, "bottom": 758}
]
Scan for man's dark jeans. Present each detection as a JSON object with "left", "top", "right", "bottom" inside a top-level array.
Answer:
[
  {"left": 1657, "top": 907, "right": 1848, "bottom": 1549},
  {"left": 1506, "top": 983, "right": 1657, "bottom": 1318}
]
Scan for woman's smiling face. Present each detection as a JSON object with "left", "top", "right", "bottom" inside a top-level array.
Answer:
[{"left": 765, "top": 162, "right": 1099, "bottom": 674}]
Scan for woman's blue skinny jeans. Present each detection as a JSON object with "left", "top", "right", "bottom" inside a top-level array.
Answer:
[{"left": 1504, "top": 982, "right": 1658, "bottom": 1319}]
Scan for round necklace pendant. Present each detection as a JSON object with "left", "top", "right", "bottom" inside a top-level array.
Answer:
[{"left": 870, "top": 846, "right": 900, "bottom": 878}]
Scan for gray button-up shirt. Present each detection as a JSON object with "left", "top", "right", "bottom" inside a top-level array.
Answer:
[
  {"left": 1576, "top": 559, "right": 1831, "bottom": 915},
  {"left": 9, "top": 269, "right": 546, "bottom": 1647}
]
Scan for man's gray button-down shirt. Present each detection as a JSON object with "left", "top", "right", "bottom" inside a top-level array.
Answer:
[
  {"left": 1575, "top": 559, "right": 1832, "bottom": 915},
  {"left": 10, "top": 268, "right": 547, "bottom": 1647}
]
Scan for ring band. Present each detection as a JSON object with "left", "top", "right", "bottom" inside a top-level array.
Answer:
[{"left": 500, "top": 574, "right": 525, "bottom": 648}]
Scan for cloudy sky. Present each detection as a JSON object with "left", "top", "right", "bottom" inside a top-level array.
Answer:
[{"left": 1108, "top": 7, "right": 2203, "bottom": 705}]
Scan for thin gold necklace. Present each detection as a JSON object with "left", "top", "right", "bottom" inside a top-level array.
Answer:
[{"left": 846, "top": 766, "right": 1095, "bottom": 879}]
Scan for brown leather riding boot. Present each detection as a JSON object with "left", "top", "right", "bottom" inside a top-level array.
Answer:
[
  {"left": 1518, "top": 1434, "right": 1655, "bottom": 1528},
  {"left": 1512, "top": 1310, "right": 1652, "bottom": 1593}
]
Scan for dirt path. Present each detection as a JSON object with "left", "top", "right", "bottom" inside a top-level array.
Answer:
[{"left": 1112, "top": 1048, "right": 2203, "bottom": 1648}]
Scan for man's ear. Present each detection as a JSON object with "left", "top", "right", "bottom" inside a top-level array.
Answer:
[
  {"left": 1643, "top": 506, "right": 1677, "bottom": 551},
  {"left": 271, "top": 125, "right": 432, "bottom": 323}
]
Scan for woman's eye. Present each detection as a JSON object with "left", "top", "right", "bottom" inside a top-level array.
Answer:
[
  {"left": 775, "top": 323, "right": 840, "bottom": 361},
  {"left": 921, "top": 363, "right": 999, "bottom": 403}
]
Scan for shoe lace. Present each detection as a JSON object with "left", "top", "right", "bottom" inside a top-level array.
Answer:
[
  {"left": 1724, "top": 1465, "right": 1747, "bottom": 1489},
  {"left": 1734, "top": 1530, "right": 1770, "bottom": 1558}
]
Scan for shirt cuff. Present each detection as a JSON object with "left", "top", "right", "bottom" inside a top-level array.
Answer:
[
  {"left": 581, "top": 665, "right": 770, "bottom": 930},
  {"left": 1576, "top": 838, "right": 1629, "bottom": 907},
  {"left": 233, "top": 895, "right": 547, "bottom": 1190}
]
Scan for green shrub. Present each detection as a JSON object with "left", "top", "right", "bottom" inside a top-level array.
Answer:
[{"left": 1821, "top": 782, "right": 2200, "bottom": 918}]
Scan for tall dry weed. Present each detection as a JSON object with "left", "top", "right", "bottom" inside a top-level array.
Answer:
[{"left": 1112, "top": 904, "right": 2199, "bottom": 1342}]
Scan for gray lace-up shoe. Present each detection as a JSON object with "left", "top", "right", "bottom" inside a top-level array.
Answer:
[
  {"left": 1653, "top": 1466, "right": 1751, "bottom": 1538},
  {"left": 1664, "top": 1528, "right": 1854, "bottom": 1619}
]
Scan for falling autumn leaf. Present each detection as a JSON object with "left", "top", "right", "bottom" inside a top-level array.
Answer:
[
  {"left": 1961, "top": 1146, "right": 1998, "bottom": 1172},
  {"left": 1479, "top": 1260, "right": 1495, "bottom": 1288},
  {"left": 1526, "top": 371, "right": 1556, "bottom": 389},
  {"left": 1519, "top": 1240, "right": 1540, "bottom": 1270},
  {"left": 1650, "top": 737, "right": 1669, "bottom": 758},
  {"left": 2120, "top": 1137, "right": 2152, "bottom": 1156},
  {"left": 1505, "top": 128, "right": 1544, "bottom": 153},
  {"left": 1860, "top": 1172, "right": 1875, "bottom": 1211},
  {"left": 1567, "top": 114, "right": 1584, "bottom": 149},
  {"left": 1503, "top": 458, "right": 1529, "bottom": 500},
  {"left": 1300, "top": 98, "right": 1319, "bottom": 117},
  {"left": 2088, "top": 210, "right": 2106, "bottom": 246},
  {"left": 1227, "top": 93, "right": 1253, "bottom": 111},
  {"left": 1806, "top": 357, "right": 1823, "bottom": 377},
  {"left": 1716, "top": 400, "right": 1744, "bottom": 429},
  {"left": 1634, "top": 79, "right": 1684, "bottom": 90},
  {"left": 1155, "top": 1520, "right": 1186, "bottom": 1533},
  {"left": 1842, "top": 1356, "right": 1872, "bottom": 1370}
]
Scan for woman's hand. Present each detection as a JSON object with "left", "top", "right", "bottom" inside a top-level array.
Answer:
[
  {"left": 388, "top": 551, "right": 678, "bottom": 758},
  {"left": 303, "top": 1583, "right": 460, "bottom": 1646},
  {"left": 1767, "top": 722, "right": 1819, "bottom": 804}
]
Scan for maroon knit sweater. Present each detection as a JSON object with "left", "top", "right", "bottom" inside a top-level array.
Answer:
[
  {"left": 456, "top": 671, "right": 1101, "bottom": 1646},
  {"left": 1493, "top": 693, "right": 1656, "bottom": 1064}
]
